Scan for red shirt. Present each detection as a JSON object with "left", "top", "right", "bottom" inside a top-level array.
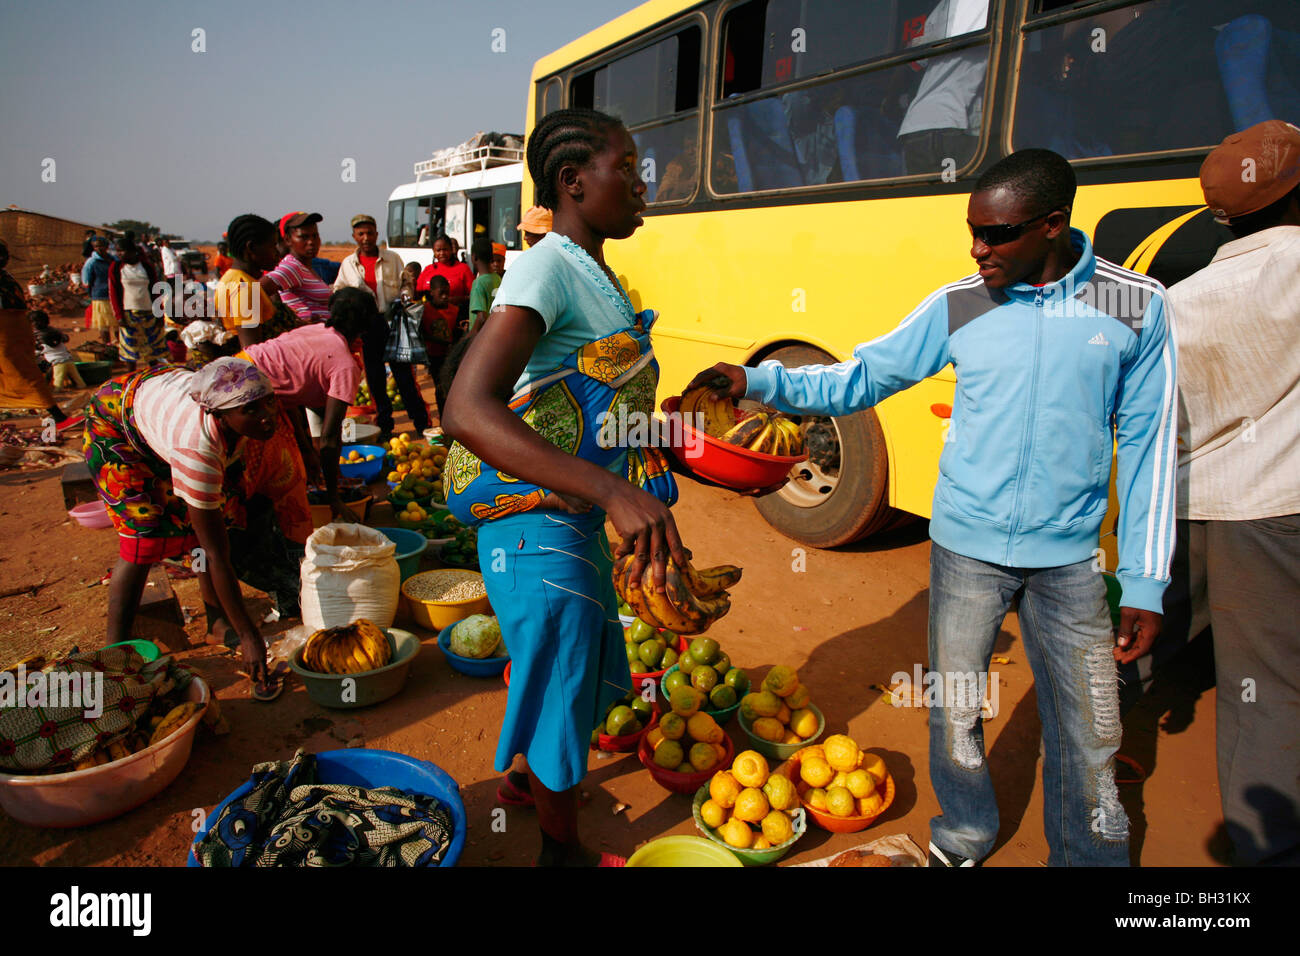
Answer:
[
  {"left": 359, "top": 254, "right": 379, "bottom": 293},
  {"left": 421, "top": 303, "right": 460, "bottom": 356},
  {"left": 416, "top": 260, "right": 473, "bottom": 298}
]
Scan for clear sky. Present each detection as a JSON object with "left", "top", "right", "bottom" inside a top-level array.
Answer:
[{"left": 0, "top": 0, "right": 642, "bottom": 242}]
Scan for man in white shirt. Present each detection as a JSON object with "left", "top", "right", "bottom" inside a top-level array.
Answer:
[
  {"left": 334, "top": 213, "right": 426, "bottom": 437},
  {"left": 1165, "top": 119, "right": 1300, "bottom": 866},
  {"left": 897, "top": 0, "right": 990, "bottom": 175}
]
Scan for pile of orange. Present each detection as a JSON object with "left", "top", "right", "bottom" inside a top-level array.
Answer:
[
  {"left": 794, "top": 734, "right": 889, "bottom": 819},
  {"left": 739, "top": 665, "right": 818, "bottom": 744},
  {"left": 645, "top": 687, "right": 728, "bottom": 774},
  {"left": 699, "top": 750, "right": 801, "bottom": 850}
]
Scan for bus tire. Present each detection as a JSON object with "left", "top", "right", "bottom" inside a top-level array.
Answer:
[{"left": 751, "top": 345, "right": 899, "bottom": 548}]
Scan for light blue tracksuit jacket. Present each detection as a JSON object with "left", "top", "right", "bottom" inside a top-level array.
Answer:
[{"left": 744, "top": 229, "right": 1177, "bottom": 614}]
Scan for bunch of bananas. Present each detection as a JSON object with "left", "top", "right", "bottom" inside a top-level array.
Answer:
[
  {"left": 721, "top": 411, "right": 805, "bottom": 458},
  {"left": 301, "top": 620, "right": 392, "bottom": 675},
  {"left": 679, "top": 385, "right": 738, "bottom": 439},
  {"left": 613, "top": 555, "right": 742, "bottom": 635}
]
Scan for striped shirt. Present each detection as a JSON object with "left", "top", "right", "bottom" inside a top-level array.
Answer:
[
  {"left": 264, "top": 254, "right": 332, "bottom": 323},
  {"left": 132, "top": 370, "right": 239, "bottom": 509}
]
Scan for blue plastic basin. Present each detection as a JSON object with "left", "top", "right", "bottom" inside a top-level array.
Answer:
[
  {"left": 372, "top": 526, "right": 428, "bottom": 581},
  {"left": 186, "top": 748, "right": 466, "bottom": 867},
  {"left": 338, "top": 444, "right": 387, "bottom": 482},
  {"left": 437, "top": 620, "right": 509, "bottom": 678}
]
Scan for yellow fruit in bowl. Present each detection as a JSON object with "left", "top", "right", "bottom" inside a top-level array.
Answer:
[
  {"left": 831, "top": 771, "right": 852, "bottom": 791},
  {"left": 701, "top": 799, "right": 728, "bottom": 829},
  {"left": 775, "top": 703, "right": 792, "bottom": 725},
  {"left": 718, "top": 818, "right": 753, "bottom": 849},
  {"left": 752, "top": 835, "right": 772, "bottom": 850},
  {"left": 799, "top": 744, "right": 826, "bottom": 764},
  {"left": 752, "top": 717, "right": 784, "bottom": 742},
  {"left": 652, "top": 739, "right": 683, "bottom": 770},
  {"left": 789, "top": 707, "right": 819, "bottom": 738},
  {"left": 824, "top": 734, "right": 861, "bottom": 773},
  {"left": 660, "top": 712, "right": 686, "bottom": 741},
  {"left": 709, "top": 770, "right": 742, "bottom": 809},
  {"left": 687, "top": 712, "right": 722, "bottom": 745},
  {"left": 762, "top": 772, "right": 797, "bottom": 812},
  {"left": 689, "top": 742, "right": 719, "bottom": 773},
  {"left": 826, "top": 785, "right": 856, "bottom": 817},
  {"left": 782, "top": 730, "right": 802, "bottom": 744},
  {"left": 646, "top": 727, "right": 665, "bottom": 750},
  {"left": 806, "top": 787, "right": 829, "bottom": 812},
  {"left": 857, "top": 792, "right": 885, "bottom": 818},
  {"left": 731, "top": 750, "right": 769, "bottom": 789},
  {"left": 846, "top": 769, "right": 876, "bottom": 799},
  {"left": 786, "top": 684, "right": 811, "bottom": 710},
  {"left": 860, "top": 752, "right": 888, "bottom": 786},
  {"left": 761, "top": 809, "right": 794, "bottom": 845},
  {"left": 763, "top": 665, "right": 800, "bottom": 698},
  {"left": 800, "top": 756, "right": 834, "bottom": 789},
  {"left": 670, "top": 686, "right": 702, "bottom": 718},
  {"left": 748, "top": 690, "right": 782, "bottom": 718},
  {"left": 733, "top": 787, "right": 769, "bottom": 823},
  {"left": 387, "top": 471, "right": 400, "bottom": 483}
]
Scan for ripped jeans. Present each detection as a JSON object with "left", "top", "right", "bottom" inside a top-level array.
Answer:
[{"left": 928, "top": 543, "right": 1128, "bottom": 866}]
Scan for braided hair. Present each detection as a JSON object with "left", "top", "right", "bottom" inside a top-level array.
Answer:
[
  {"left": 225, "top": 214, "right": 277, "bottom": 262},
  {"left": 526, "top": 107, "right": 624, "bottom": 210},
  {"left": 974, "top": 149, "right": 1076, "bottom": 217}
]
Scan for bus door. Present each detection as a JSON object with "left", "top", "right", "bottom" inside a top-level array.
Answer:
[
  {"left": 444, "top": 192, "right": 467, "bottom": 249},
  {"left": 467, "top": 189, "right": 493, "bottom": 248}
]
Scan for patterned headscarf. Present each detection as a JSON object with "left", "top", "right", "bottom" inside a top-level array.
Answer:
[{"left": 188, "top": 357, "right": 274, "bottom": 411}]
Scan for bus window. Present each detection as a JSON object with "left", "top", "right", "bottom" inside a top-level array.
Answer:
[
  {"left": 1013, "top": 0, "right": 1300, "bottom": 159},
  {"left": 387, "top": 201, "right": 404, "bottom": 247},
  {"left": 493, "top": 184, "right": 521, "bottom": 249},
  {"left": 572, "top": 25, "right": 702, "bottom": 205},
  {"left": 536, "top": 76, "right": 562, "bottom": 122},
  {"left": 402, "top": 200, "right": 421, "bottom": 248},
  {"left": 712, "top": 0, "right": 991, "bottom": 193}
]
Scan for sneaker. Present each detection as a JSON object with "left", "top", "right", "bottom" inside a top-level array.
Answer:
[{"left": 928, "top": 842, "right": 977, "bottom": 867}]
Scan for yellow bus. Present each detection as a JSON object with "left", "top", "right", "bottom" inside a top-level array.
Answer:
[{"left": 526, "top": 0, "right": 1298, "bottom": 547}]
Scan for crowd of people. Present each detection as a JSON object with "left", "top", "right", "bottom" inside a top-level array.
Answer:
[{"left": 0, "top": 100, "right": 1293, "bottom": 868}]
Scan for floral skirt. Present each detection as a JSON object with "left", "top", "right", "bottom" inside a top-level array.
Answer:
[{"left": 119, "top": 309, "right": 166, "bottom": 365}]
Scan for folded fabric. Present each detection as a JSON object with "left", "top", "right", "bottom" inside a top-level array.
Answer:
[{"left": 197, "top": 750, "right": 453, "bottom": 867}]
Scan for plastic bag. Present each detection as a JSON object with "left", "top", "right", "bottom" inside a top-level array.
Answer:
[
  {"left": 299, "top": 524, "right": 400, "bottom": 631},
  {"left": 384, "top": 300, "right": 428, "bottom": 364}
]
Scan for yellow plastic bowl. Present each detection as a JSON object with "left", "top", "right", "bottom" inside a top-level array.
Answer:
[
  {"left": 626, "top": 835, "right": 743, "bottom": 867},
  {"left": 400, "top": 570, "right": 491, "bottom": 631}
]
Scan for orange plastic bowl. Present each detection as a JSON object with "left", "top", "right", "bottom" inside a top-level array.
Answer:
[
  {"left": 780, "top": 752, "right": 895, "bottom": 833},
  {"left": 595, "top": 708, "right": 659, "bottom": 754},
  {"left": 638, "top": 731, "right": 736, "bottom": 795},
  {"left": 661, "top": 396, "right": 807, "bottom": 491}
]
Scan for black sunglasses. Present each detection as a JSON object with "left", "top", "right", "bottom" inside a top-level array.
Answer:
[{"left": 967, "top": 210, "right": 1059, "bottom": 247}]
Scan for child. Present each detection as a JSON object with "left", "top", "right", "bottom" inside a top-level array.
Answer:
[
  {"left": 30, "top": 312, "right": 86, "bottom": 390},
  {"left": 467, "top": 237, "right": 502, "bottom": 334},
  {"left": 490, "top": 242, "right": 507, "bottom": 276},
  {"left": 420, "top": 275, "right": 459, "bottom": 418},
  {"left": 212, "top": 241, "right": 232, "bottom": 281},
  {"left": 399, "top": 261, "right": 421, "bottom": 300}
]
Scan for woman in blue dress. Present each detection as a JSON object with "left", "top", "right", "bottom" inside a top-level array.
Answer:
[{"left": 442, "top": 108, "right": 690, "bottom": 866}]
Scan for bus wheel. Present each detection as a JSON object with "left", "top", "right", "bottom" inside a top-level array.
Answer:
[{"left": 751, "top": 345, "right": 898, "bottom": 548}]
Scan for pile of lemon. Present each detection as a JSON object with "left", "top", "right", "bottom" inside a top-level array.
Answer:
[
  {"left": 646, "top": 685, "right": 728, "bottom": 774},
  {"left": 700, "top": 750, "right": 799, "bottom": 850},
  {"left": 386, "top": 435, "right": 445, "bottom": 484},
  {"left": 795, "top": 734, "right": 889, "bottom": 819},
  {"left": 341, "top": 449, "right": 378, "bottom": 464},
  {"left": 399, "top": 500, "right": 431, "bottom": 524},
  {"left": 740, "top": 665, "right": 819, "bottom": 744}
]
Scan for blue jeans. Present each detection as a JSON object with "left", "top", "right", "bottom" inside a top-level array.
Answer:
[{"left": 928, "top": 543, "right": 1129, "bottom": 866}]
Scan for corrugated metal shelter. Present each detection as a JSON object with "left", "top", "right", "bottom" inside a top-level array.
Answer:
[{"left": 0, "top": 207, "right": 118, "bottom": 280}]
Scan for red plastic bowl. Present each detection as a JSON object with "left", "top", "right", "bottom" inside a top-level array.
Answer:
[
  {"left": 661, "top": 396, "right": 807, "bottom": 491},
  {"left": 638, "top": 730, "right": 736, "bottom": 795},
  {"left": 503, "top": 661, "right": 511, "bottom": 687},
  {"left": 629, "top": 633, "right": 688, "bottom": 696},
  {"left": 594, "top": 708, "right": 659, "bottom": 754}
]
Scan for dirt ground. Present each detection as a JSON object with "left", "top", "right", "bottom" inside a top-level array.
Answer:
[{"left": 0, "top": 310, "right": 1227, "bottom": 867}]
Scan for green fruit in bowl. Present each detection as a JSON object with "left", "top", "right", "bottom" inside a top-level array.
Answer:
[
  {"left": 709, "top": 685, "right": 737, "bottom": 710},
  {"left": 661, "top": 647, "right": 679, "bottom": 670},
  {"left": 689, "top": 637, "right": 719, "bottom": 666},
  {"left": 625, "top": 644, "right": 640, "bottom": 666},
  {"left": 712, "top": 652, "right": 731, "bottom": 676},
  {"left": 630, "top": 696, "right": 654, "bottom": 723},
  {"left": 663, "top": 670, "right": 690, "bottom": 696},
  {"left": 677, "top": 650, "right": 698, "bottom": 675},
  {"left": 638, "top": 639, "right": 663, "bottom": 669},
  {"left": 627, "top": 618, "right": 656, "bottom": 644},
  {"left": 724, "top": 668, "right": 750, "bottom": 696},
  {"left": 691, "top": 666, "right": 718, "bottom": 694},
  {"left": 605, "top": 705, "right": 637, "bottom": 736}
]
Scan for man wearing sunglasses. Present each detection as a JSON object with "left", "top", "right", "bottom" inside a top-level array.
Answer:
[{"left": 689, "top": 148, "right": 1176, "bottom": 867}]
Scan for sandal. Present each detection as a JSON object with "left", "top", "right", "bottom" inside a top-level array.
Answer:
[
  {"left": 1115, "top": 754, "right": 1147, "bottom": 784},
  {"left": 598, "top": 852, "right": 626, "bottom": 867},
  {"left": 251, "top": 676, "right": 283, "bottom": 702},
  {"left": 497, "top": 774, "right": 534, "bottom": 807}
]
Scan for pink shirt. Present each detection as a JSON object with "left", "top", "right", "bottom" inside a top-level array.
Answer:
[
  {"left": 264, "top": 254, "right": 332, "bottom": 323},
  {"left": 133, "top": 369, "right": 238, "bottom": 510},
  {"left": 244, "top": 323, "right": 361, "bottom": 408}
]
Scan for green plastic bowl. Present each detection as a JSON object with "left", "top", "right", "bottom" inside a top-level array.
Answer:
[
  {"left": 288, "top": 628, "right": 419, "bottom": 709},
  {"left": 737, "top": 703, "right": 825, "bottom": 761},
  {"left": 626, "top": 835, "right": 743, "bottom": 867},
  {"left": 101, "top": 639, "right": 161, "bottom": 662},
  {"left": 691, "top": 784, "right": 806, "bottom": 865},
  {"left": 659, "top": 664, "right": 741, "bottom": 727}
]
